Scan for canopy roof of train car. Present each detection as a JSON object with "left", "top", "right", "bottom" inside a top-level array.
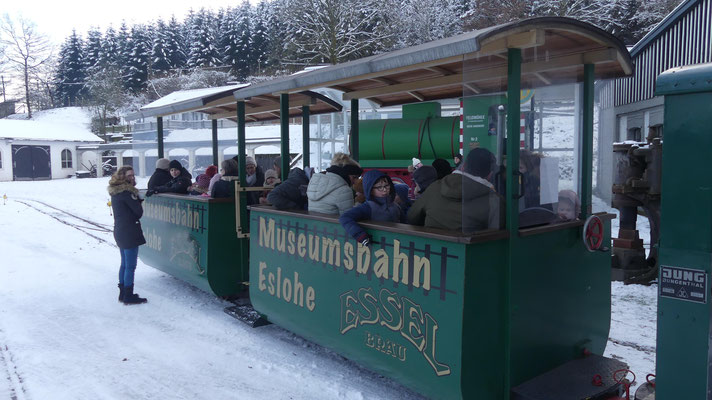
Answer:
[
  {"left": 233, "top": 17, "right": 633, "bottom": 112},
  {"left": 124, "top": 83, "right": 344, "bottom": 122}
]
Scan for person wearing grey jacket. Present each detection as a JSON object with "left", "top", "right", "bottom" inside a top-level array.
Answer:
[{"left": 307, "top": 153, "right": 362, "bottom": 215}]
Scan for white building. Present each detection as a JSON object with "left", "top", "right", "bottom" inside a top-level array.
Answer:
[{"left": 0, "top": 108, "right": 103, "bottom": 181}]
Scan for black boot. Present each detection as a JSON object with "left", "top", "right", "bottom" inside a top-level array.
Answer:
[
  {"left": 118, "top": 283, "right": 125, "bottom": 302},
  {"left": 122, "top": 285, "right": 147, "bottom": 305}
]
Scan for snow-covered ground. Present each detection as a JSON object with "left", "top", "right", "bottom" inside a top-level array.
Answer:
[{"left": 0, "top": 178, "right": 656, "bottom": 399}]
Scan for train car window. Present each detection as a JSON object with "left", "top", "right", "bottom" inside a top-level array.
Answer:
[
  {"left": 521, "top": 83, "right": 582, "bottom": 227},
  {"left": 461, "top": 59, "right": 507, "bottom": 234}
]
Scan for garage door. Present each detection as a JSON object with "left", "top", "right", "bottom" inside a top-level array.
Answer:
[{"left": 12, "top": 145, "right": 51, "bottom": 181}]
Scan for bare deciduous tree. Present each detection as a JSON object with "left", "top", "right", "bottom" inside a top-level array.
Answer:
[{"left": 0, "top": 14, "right": 53, "bottom": 118}]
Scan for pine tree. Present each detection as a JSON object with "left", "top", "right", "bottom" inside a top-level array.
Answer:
[
  {"left": 84, "top": 28, "right": 103, "bottom": 75},
  {"left": 165, "top": 16, "right": 187, "bottom": 70},
  {"left": 125, "top": 25, "right": 151, "bottom": 93},
  {"left": 251, "top": 1, "right": 271, "bottom": 75},
  {"left": 220, "top": 8, "right": 241, "bottom": 77},
  {"left": 234, "top": 2, "right": 253, "bottom": 79},
  {"left": 100, "top": 26, "right": 120, "bottom": 69},
  {"left": 151, "top": 19, "right": 172, "bottom": 73},
  {"left": 55, "top": 30, "right": 87, "bottom": 106},
  {"left": 187, "top": 8, "right": 222, "bottom": 69},
  {"left": 116, "top": 22, "right": 132, "bottom": 77}
]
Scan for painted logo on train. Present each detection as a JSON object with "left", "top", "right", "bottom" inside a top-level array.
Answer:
[{"left": 255, "top": 216, "right": 456, "bottom": 376}]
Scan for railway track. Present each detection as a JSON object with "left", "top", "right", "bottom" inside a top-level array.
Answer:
[
  {"left": 14, "top": 199, "right": 115, "bottom": 247},
  {"left": 0, "top": 332, "right": 28, "bottom": 400}
]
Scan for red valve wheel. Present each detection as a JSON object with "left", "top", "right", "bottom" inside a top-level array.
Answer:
[{"left": 583, "top": 215, "right": 604, "bottom": 252}]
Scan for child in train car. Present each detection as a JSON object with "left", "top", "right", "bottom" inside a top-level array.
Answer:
[
  {"left": 258, "top": 169, "right": 280, "bottom": 204},
  {"left": 393, "top": 183, "right": 412, "bottom": 221},
  {"left": 146, "top": 160, "right": 192, "bottom": 196},
  {"left": 557, "top": 189, "right": 581, "bottom": 221},
  {"left": 338, "top": 170, "right": 401, "bottom": 247},
  {"left": 189, "top": 165, "right": 218, "bottom": 195},
  {"left": 412, "top": 165, "right": 437, "bottom": 198}
]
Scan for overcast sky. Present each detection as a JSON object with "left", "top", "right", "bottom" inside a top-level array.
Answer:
[{"left": 4, "top": 0, "right": 251, "bottom": 44}]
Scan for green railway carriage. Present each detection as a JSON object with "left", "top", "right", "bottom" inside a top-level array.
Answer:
[{"left": 136, "top": 17, "right": 634, "bottom": 399}]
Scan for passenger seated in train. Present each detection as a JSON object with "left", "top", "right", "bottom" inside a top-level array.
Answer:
[
  {"left": 557, "top": 189, "right": 581, "bottom": 221},
  {"left": 266, "top": 167, "right": 310, "bottom": 210},
  {"left": 339, "top": 170, "right": 401, "bottom": 247},
  {"left": 212, "top": 159, "right": 239, "bottom": 199},
  {"left": 432, "top": 158, "right": 453, "bottom": 180},
  {"left": 353, "top": 177, "right": 365, "bottom": 204},
  {"left": 408, "top": 147, "right": 503, "bottom": 232},
  {"left": 243, "top": 156, "right": 264, "bottom": 205},
  {"left": 147, "top": 158, "right": 171, "bottom": 190},
  {"left": 307, "top": 152, "right": 362, "bottom": 215},
  {"left": 258, "top": 169, "right": 280, "bottom": 204},
  {"left": 394, "top": 183, "right": 411, "bottom": 221},
  {"left": 412, "top": 165, "right": 437, "bottom": 198},
  {"left": 520, "top": 150, "right": 545, "bottom": 209},
  {"left": 189, "top": 165, "right": 217, "bottom": 195},
  {"left": 146, "top": 160, "right": 192, "bottom": 196}
]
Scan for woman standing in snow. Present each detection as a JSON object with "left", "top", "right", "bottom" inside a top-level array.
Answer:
[{"left": 108, "top": 166, "right": 148, "bottom": 305}]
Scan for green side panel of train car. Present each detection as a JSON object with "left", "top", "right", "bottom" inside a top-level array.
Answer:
[
  {"left": 655, "top": 64, "right": 712, "bottom": 400},
  {"left": 249, "top": 209, "right": 470, "bottom": 399},
  {"left": 508, "top": 224, "right": 613, "bottom": 387},
  {"left": 139, "top": 194, "right": 248, "bottom": 297}
]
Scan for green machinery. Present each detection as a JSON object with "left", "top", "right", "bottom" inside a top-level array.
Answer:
[
  {"left": 647, "top": 63, "right": 712, "bottom": 399},
  {"left": 357, "top": 102, "right": 460, "bottom": 169}
]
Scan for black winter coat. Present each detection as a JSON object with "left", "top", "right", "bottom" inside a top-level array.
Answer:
[
  {"left": 154, "top": 168, "right": 192, "bottom": 194},
  {"left": 108, "top": 183, "right": 146, "bottom": 249},
  {"left": 147, "top": 168, "right": 171, "bottom": 190},
  {"left": 212, "top": 178, "right": 235, "bottom": 199},
  {"left": 267, "top": 168, "right": 309, "bottom": 210}
]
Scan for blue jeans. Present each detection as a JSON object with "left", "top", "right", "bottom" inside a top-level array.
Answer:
[{"left": 118, "top": 247, "right": 139, "bottom": 287}]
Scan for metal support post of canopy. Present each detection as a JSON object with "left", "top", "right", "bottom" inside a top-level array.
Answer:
[
  {"left": 580, "top": 64, "right": 595, "bottom": 219},
  {"left": 237, "top": 101, "right": 248, "bottom": 237},
  {"left": 280, "top": 94, "right": 290, "bottom": 181},
  {"left": 350, "top": 98, "right": 359, "bottom": 161},
  {"left": 157, "top": 116, "right": 164, "bottom": 159},
  {"left": 504, "top": 47, "right": 522, "bottom": 399},
  {"left": 211, "top": 119, "right": 219, "bottom": 166},
  {"left": 302, "top": 106, "right": 310, "bottom": 168}
]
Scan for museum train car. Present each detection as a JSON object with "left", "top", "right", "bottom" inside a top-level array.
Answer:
[{"left": 135, "top": 17, "right": 638, "bottom": 399}]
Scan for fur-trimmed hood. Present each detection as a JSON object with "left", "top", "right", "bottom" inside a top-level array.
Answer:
[{"left": 107, "top": 181, "right": 139, "bottom": 196}]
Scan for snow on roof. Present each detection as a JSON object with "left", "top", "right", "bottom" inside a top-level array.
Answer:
[
  {"left": 155, "top": 124, "right": 310, "bottom": 153},
  {"left": 142, "top": 84, "right": 249, "bottom": 110},
  {"left": 0, "top": 107, "right": 102, "bottom": 142}
]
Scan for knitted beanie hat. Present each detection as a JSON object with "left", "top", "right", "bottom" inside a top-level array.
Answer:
[
  {"left": 156, "top": 158, "right": 170, "bottom": 171},
  {"left": 169, "top": 160, "right": 182, "bottom": 170}
]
